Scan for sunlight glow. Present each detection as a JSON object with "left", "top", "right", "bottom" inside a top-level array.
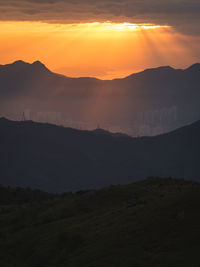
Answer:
[
  {"left": 0, "top": 21, "right": 198, "bottom": 79},
  {"left": 0, "top": 21, "right": 170, "bottom": 33},
  {"left": 82, "top": 22, "right": 170, "bottom": 31}
]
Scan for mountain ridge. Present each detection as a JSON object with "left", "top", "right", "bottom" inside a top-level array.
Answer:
[
  {"left": 0, "top": 60, "right": 200, "bottom": 80},
  {"left": 0, "top": 118, "right": 199, "bottom": 192},
  {"left": 0, "top": 60, "right": 50, "bottom": 72},
  {"left": 0, "top": 60, "right": 200, "bottom": 137},
  {"left": 1, "top": 116, "right": 200, "bottom": 138}
]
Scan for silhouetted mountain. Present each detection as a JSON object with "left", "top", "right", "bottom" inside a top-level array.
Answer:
[
  {"left": 0, "top": 118, "right": 199, "bottom": 192},
  {"left": 0, "top": 61, "right": 200, "bottom": 136},
  {"left": 185, "top": 63, "right": 200, "bottom": 72},
  {"left": 92, "top": 128, "right": 129, "bottom": 137},
  {"left": 125, "top": 65, "right": 176, "bottom": 79},
  {"left": 0, "top": 60, "right": 50, "bottom": 72}
]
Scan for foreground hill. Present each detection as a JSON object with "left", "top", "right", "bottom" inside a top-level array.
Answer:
[
  {"left": 0, "top": 185, "right": 53, "bottom": 205},
  {"left": 0, "top": 61, "right": 200, "bottom": 135},
  {"left": 0, "top": 178, "right": 200, "bottom": 267},
  {"left": 0, "top": 118, "right": 200, "bottom": 192}
]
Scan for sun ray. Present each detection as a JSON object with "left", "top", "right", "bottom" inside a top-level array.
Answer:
[{"left": 0, "top": 21, "right": 199, "bottom": 79}]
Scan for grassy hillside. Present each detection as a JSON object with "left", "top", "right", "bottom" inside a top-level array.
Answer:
[
  {"left": 0, "top": 185, "right": 53, "bottom": 205},
  {"left": 0, "top": 177, "right": 200, "bottom": 267}
]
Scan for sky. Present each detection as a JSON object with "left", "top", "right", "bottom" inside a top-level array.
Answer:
[{"left": 0, "top": 0, "right": 200, "bottom": 79}]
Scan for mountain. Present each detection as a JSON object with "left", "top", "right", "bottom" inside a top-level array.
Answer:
[
  {"left": 1, "top": 177, "right": 200, "bottom": 267},
  {"left": 0, "top": 61, "right": 200, "bottom": 136},
  {"left": 0, "top": 118, "right": 199, "bottom": 192}
]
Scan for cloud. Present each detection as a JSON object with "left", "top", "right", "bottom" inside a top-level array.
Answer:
[{"left": 0, "top": 0, "right": 200, "bottom": 35}]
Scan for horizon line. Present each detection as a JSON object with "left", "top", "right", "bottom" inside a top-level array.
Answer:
[{"left": 1, "top": 59, "right": 200, "bottom": 81}]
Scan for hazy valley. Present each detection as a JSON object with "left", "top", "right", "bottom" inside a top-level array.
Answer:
[{"left": 1, "top": 61, "right": 200, "bottom": 136}]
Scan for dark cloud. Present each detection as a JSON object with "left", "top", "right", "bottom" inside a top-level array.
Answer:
[{"left": 0, "top": 0, "right": 199, "bottom": 35}]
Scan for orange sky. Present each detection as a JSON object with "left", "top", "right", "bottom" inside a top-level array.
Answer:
[{"left": 0, "top": 21, "right": 200, "bottom": 79}]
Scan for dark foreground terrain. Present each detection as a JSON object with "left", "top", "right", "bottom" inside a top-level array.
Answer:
[{"left": 0, "top": 177, "right": 200, "bottom": 267}]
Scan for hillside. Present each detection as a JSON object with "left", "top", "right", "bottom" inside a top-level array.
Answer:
[
  {"left": 0, "top": 178, "right": 200, "bottom": 267},
  {"left": 0, "top": 118, "right": 200, "bottom": 192},
  {"left": 0, "top": 61, "right": 200, "bottom": 135},
  {"left": 0, "top": 185, "right": 53, "bottom": 205}
]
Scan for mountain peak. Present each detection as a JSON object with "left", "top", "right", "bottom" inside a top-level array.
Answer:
[
  {"left": 0, "top": 117, "right": 9, "bottom": 122},
  {"left": 185, "top": 63, "right": 200, "bottom": 72},
  {"left": 150, "top": 65, "right": 173, "bottom": 70},
  {"left": 32, "top": 60, "right": 45, "bottom": 67},
  {"left": 33, "top": 60, "right": 42, "bottom": 64},
  {"left": 0, "top": 60, "right": 51, "bottom": 73},
  {"left": 125, "top": 65, "right": 175, "bottom": 79},
  {"left": 144, "top": 65, "right": 175, "bottom": 73},
  {"left": 31, "top": 60, "right": 50, "bottom": 72},
  {"left": 0, "top": 60, "right": 29, "bottom": 71},
  {"left": 10, "top": 60, "right": 30, "bottom": 68},
  {"left": 13, "top": 60, "right": 28, "bottom": 65}
]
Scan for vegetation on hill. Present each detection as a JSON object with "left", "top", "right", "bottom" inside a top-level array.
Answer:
[
  {"left": 0, "top": 177, "right": 200, "bottom": 267},
  {"left": 0, "top": 185, "right": 54, "bottom": 205}
]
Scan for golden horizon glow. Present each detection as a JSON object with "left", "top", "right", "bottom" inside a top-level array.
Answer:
[
  {"left": 83, "top": 22, "right": 170, "bottom": 31},
  {"left": 0, "top": 21, "right": 199, "bottom": 79},
  {"left": 0, "top": 21, "right": 170, "bottom": 34}
]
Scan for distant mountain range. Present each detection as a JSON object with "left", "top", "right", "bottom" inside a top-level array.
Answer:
[
  {"left": 0, "top": 118, "right": 199, "bottom": 192},
  {"left": 0, "top": 60, "right": 200, "bottom": 135}
]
